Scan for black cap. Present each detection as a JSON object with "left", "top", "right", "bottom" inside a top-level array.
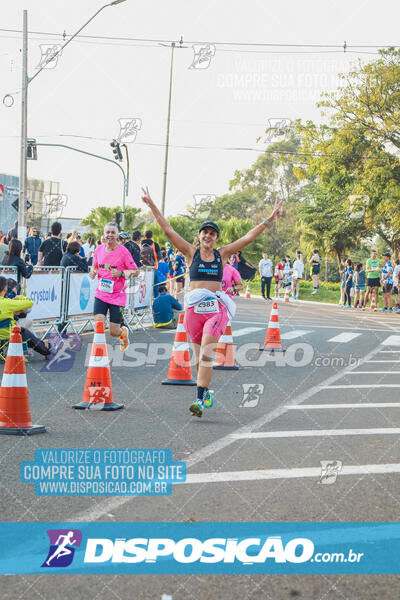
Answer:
[
  {"left": 199, "top": 221, "right": 220, "bottom": 236},
  {"left": 384, "top": 252, "right": 391, "bottom": 257}
]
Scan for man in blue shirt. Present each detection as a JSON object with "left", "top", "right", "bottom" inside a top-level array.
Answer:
[
  {"left": 152, "top": 285, "right": 182, "bottom": 328},
  {"left": 23, "top": 227, "right": 42, "bottom": 265},
  {"left": 173, "top": 250, "right": 185, "bottom": 299},
  {"left": 381, "top": 252, "right": 394, "bottom": 312}
]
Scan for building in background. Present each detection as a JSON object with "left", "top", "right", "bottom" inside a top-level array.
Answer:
[
  {"left": 57, "top": 217, "right": 88, "bottom": 236},
  {"left": 0, "top": 173, "right": 62, "bottom": 236}
]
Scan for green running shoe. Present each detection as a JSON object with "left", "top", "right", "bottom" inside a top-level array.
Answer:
[
  {"left": 203, "top": 390, "right": 214, "bottom": 408},
  {"left": 190, "top": 399, "right": 204, "bottom": 418}
]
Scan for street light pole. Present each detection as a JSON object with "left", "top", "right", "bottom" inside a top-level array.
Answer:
[
  {"left": 35, "top": 143, "right": 127, "bottom": 224},
  {"left": 17, "top": 0, "right": 127, "bottom": 243},
  {"left": 121, "top": 143, "right": 130, "bottom": 230},
  {"left": 18, "top": 10, "right": 28, "bottom": 242},
  {"left": 161, "top": 42, "right": 175, "bottom": 217}
]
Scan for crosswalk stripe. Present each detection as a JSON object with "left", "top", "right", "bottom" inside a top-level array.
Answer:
[
  {"left": 346, "top": 371, "right": 400, "bottom": 374},
  {"left": 280, "top": 330, "right": 313, "bottom": 340},
  {"left": 231, "top": 428, "right": 400, "bottom": 439},
  {"left": 382, "top": 335, "right": 400, "bottom": 346},
  {"left": 286, "top": 403, "right": 400, "bottom": 409},
  {"left": 232, "top": 327, "right": 263, "bottom": 338},
  {"left": 366, "top": 360, "right": 400, "bottom": 363},
  {"left": 183, "top": 463, "right": 400, "bottom": 484},
  {"left": 327, "top": 332, "right": 362, "bottom": 343},
  {"left": 324, "top": 384, "right": 400, "bottom": 389}
]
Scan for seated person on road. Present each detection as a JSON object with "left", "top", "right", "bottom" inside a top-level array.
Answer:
[
  {"left": 152, "top": 284, "right": 182, "bottom": 329},
  {"left": 0, "top": 276, "right": 50, "bottom": 358},
  {"left": 60, "top": 241, "right": 89, "bottom": 272}
]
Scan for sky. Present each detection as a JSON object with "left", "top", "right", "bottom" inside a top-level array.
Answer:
[{"left": 0, "top": 0, "right": 399, "bottom": 221}]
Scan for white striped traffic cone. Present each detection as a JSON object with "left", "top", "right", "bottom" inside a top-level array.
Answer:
[
  {"left": 0, "top": 326, "right": 45, "bottom": 435},
  {"left": 260, "top": 301, "right": 285, "bottom": 352},
  {"left": 245, "top": 284, "right": 251, "bottom": 299},
  {"left": 213, "top": 321, "right": 238, "bottom": 370},
  {"left": 73, "top": 321, "right": 123, "bottom": 410},
  {"left": 162, "top": 313, "right": 196, "bottom": 385}
]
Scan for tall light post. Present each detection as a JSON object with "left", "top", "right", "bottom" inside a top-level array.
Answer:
[
  {"left": 18, "top": 0, "right": 127, "bottom": 242},
  {"left": 160, "top": 38, "right": 187, "bottom": 216}
]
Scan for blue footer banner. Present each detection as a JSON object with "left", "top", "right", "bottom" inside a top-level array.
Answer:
[{"left": 1, "top": 522, "right": 400, "bottom": 574}]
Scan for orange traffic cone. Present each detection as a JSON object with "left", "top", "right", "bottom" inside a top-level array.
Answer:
[
  {"left": 370, "top": 294, "right": 377, "bottom": 311},
  {"left": 260, "top": 301, "right": 285, "bottom": 352},
  {"left": 73, "top": 321, "right": 123, "bottom": 410},
  {"left": 213, "top": 321, "right": 238, "bottom": 370},
  {"left": 284, "top": 286, "right": 290, "bottom": 303},
  {"left": 245, "top": 284, "right": 251, "bottom": 299},
  {"left": 162, "top": 313, "right": 196, "bottom": 385},
  {"left": 0, "top": 326, "right": 45, "bottom": 435}
]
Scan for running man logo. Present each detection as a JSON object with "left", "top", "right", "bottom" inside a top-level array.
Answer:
[
  {"left": 240, "top": 384, "right": 264, "bottom": 408},
  {"left": 318, "top": 460, "right": 342, "bottom": 485},
  {"left": 37, "top": 45, "right": 63, "bottom": 70},
  {"left": 41, "top": 529, "right": 82, "bottom": 568},
  {"left": 261, "top": 118, "right": 292, "bottom": 144},
  {"left": 188, "top": 44, "right": 216, "bottom": 69},
  {"left": 116, "top": 118, "right": 142, "bottom": 143},
  {"left": 86, "top": 385, "right": 111, "bottom": 410},
  {"left": 41, "top": 334, "right": 81, "bottom": 373},
  {"left": 348, "top": 194, "right": 369, "bottom": 220}
]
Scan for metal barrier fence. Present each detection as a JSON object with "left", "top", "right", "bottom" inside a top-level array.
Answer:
[
  {"left": 17, "top": 266, "right": 155, "bottom": 338},
  {"left": 0, "top": 267, "right": 18, "bottom": 280}
]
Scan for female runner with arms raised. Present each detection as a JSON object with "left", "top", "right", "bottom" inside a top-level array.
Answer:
[{"left": 141, "top": 187, "right": 283, "bottom": 417}]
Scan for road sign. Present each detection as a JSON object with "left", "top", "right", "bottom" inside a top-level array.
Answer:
[{"left": 11, "top": 198, "right": 32, "bottom": 212}]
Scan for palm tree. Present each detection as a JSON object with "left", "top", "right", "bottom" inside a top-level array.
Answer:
[{"left": 81, "top": 206, "right": 144, "bottom": 239}]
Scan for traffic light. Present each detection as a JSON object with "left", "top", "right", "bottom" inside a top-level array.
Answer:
[
  {"left": 114, "top": 212, "right": 122, "bottom": 230},
  {"left": 110, "top": 140, "right": 123, "bottom": 161},
  {"left": 27, "top": 138, "right": 37, "bottom": 160}
]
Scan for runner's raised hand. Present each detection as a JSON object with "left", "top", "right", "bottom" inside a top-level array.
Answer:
[{"left": 141, "top": 186, "right": 155, "bottom": 209}]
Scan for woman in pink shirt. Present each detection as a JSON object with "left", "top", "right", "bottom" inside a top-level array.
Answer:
[
  {"left": 222, "top": 257, "right": 243, "bottom": 297},
  {"left": 90, "top": 222, "right": 138, "bottom": 351}
]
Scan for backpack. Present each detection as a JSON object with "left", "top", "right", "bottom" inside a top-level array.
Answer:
[{"left": 140, "top": 244, "right": 156, "bottom": 267}]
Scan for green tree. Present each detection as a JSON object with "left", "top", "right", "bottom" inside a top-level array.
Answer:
[
  {"left": 81, "top": 206, "right": 144, "bottom": 239},
  {"left": 320, "top": 48, "right": 400, "bottom": 151},
  {"left": 296, "top": 184, "right": 362, "bottom": 268},
  {"left": 145, "top": 216, "right": 200, "bottom": 247}
]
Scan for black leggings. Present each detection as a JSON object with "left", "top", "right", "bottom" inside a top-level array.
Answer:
[
  {"left": 20, "top": 327, "right": 50, "bottom": 357},
  {"left": 345, "top": 285, "right": 353, "bottom": 306}
]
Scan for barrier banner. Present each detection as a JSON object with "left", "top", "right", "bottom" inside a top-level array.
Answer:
[
  {"left": 130, "top": 268, "right": 153, "bottom": 309},
  {"left": 68, "top": 272, "right": 98, "bottom": 316},
  {"left": 26, "top": 271, "right": 63, "bottom": 321}
]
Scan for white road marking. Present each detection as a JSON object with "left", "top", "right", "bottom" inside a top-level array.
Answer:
[
  {"left": 286, "top": 403, "right": 400, "bottom": 410},
  {"left": 231, "top": 428, "right": 400, "bottom": 439},
  {"left": 231, "top": 327, "right": 263, "bottom": 337},
  {"left": 71, "top": 334, "right": 384, "bottom": 522},
  {"left": 280, "top": 330, "right": 313, "bottom": 340},
  {"left": 366, "top": 360, "right": 400, "bottom": 363},
  {"left": 327, "top": 332, "right": 362, "bottom": 343},
  {"left": 346, "top": 371, "right": 400, "bottom": 375},
  {"left": 378, "top": 350, "right": 400, "bottom": 353},
  {"left": 382, "top": 336, "right": 400, "bottom": 346},
  {"left": 233, "top": 320, "right": 392, "bottom": 333},
  {"left": 183, "top": 463, "right": 400, "bottom": 484},
  {"left": 324, "top": 384, "right": 400, "bottom": 389}
]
